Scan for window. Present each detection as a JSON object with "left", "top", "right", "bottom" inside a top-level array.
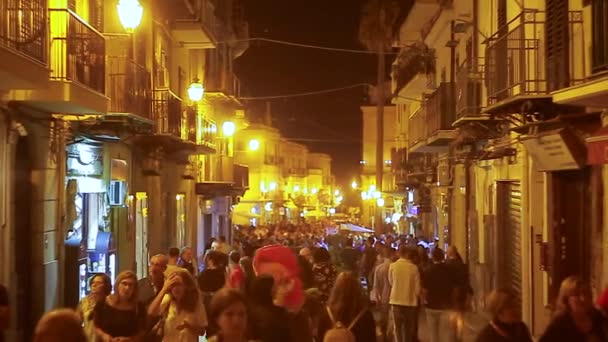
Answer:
[
  {"left": 592, "top": 0, "right": 608, "bottom": 73},
  {"left": 546, "top": 0, "right": 570, "bottom": 91}
]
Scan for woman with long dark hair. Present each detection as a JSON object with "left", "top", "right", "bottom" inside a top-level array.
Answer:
[
  {"left": 207, "top": 288, "right": 254, "bottom": 342},
  {"left": 77, "top": 273, "right": 112, "bottom": 341},
  {"left": 316, "top": 272, "right": 376, "bottom": 342}
]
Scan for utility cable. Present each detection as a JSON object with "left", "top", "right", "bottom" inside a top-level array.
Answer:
[
  {"left": 183, "top": 37, "right": 399, "bottom": 55},
  {"left": 239, "top": 83, "right": 371, "bottom": 100},
  {"left": 239, "top": 83, "right": 424, "bottom": 102}
]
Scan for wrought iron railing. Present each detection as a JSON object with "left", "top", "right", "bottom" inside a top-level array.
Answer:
[
  {"left": 107, "top": 56, "right": 151, "bottom": 119},
  {"left": 456, "top": 59, "right": 484, "bottom": 118},
  {"left": 48, "top": 9, "right": 105, "bottom": 93},
  {"left": 201, "top": 0, "right": 220, "bottom": 40},
  {"left": 199, "top": 116, "right": 217, "bottom": 148},
  {"left": 153, "top": 89, "right": 182, "bottom": 138},
  {"left": 408, "top": 106, "right": 427, "bottom": 149},
  {"left": 0, "top": 0, "right": 47, "bottom": 64},
  {"left": 426, "top": 82, "right": 456, "bottom": 137},
  {"left": 485, "top": 9, "right": 585, "bottom": 105}
]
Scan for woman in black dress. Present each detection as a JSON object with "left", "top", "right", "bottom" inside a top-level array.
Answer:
[{"left": 93, "top": 271, "right": 146, "bottom": 341}]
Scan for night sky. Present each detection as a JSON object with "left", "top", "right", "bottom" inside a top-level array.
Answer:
[{"left": 236, "top": 0, "right": 378, "bottom": 187}]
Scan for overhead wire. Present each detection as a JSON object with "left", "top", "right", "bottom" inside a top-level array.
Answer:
[
  {"left": 183, "top": 37, "right": 400, "bottom": 55},
  {"left": 239, "top": 83, "right": 371, "bottom": 100}
]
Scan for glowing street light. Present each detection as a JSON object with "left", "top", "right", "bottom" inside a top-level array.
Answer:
[
  {"left": 187, "top": 78, "right": 204, "bottom": 102},
  {"left": 248, "top": 139, "right": 260, "bottom": 151},
  {"left": 222, "top": 121, "right": 236, "bottom": 137},
  {"left": 351, "top": 181, "right": 358, "bottom": 189},
  {"left": 377, "top": 198, "right": 385, "bottom": 207},
  {"left": 117, "top": 0, "right": 143, "bottom": 32}
]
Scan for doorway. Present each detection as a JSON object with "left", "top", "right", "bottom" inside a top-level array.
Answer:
[
  {"left": 549, "top": 169, "right": 592, "bottom": 303},
  {"left": 13, "top": 137, "right": 32, "bottom": 341}
]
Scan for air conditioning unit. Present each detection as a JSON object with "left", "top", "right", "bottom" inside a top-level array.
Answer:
[{"left": 109, "top": 180, "right": 126, "bottom": 206}]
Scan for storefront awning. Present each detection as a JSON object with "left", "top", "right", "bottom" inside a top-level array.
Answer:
[{"left": 586, "top": 127, "right": 608, "bottom": 165}]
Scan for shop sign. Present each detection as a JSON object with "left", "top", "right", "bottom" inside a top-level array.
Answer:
[
  {"left": 520, "top": 128, "right": 586, "bottom": 171},
  {"left": 586, "top": 127, "right": 608, "bottom": 165}
]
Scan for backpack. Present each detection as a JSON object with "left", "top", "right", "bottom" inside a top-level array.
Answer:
[{"left": 323, "top": 306, "right": 366, "bottom": 342}]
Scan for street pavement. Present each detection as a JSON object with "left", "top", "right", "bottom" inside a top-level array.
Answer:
[{"left": 417, "top": 310, "right": 489, "bottom": 342}]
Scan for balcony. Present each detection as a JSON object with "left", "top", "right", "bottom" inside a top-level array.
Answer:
[
  {"left": 197, "top": 115, "right": 217, "bottom": 151},
  {"left": 195, "top": 163, "right": 249, "bottom": 198},
  {"left": 152, "top": 88, "right": 184, "bottom": 139},
  {"left": 205, "top": 72, "right": 242, "bottom": 103},
  {"left": 484, "top": 9, "right": 584, "bottom": 116},
  {"left": 553, "top": 4, "right": 608, "bottom": 107},
  {"left": 454, "top": 59, "right": 485, "bottom": 125},
  {"left": 409, "top": 82, "right": 456, "bottom": 153},
  {"left": 8, "top": 8, "right": 108, "bottom": 114},
  {"left": 391, "top": 43, "right": 436, "bottom": 103},
  {"left": 170, "top": 0, "right": 220, "bottom": 48},
  {"left": 0, "top": 0, "right": 49, "bottom": 90},
  {"left": 106, "top": 56, "right": 152, "bottom": 122}
]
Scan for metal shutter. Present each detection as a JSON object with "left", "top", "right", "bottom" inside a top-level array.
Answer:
[
  {"left": 497, "top": 182, "right": 522, "bottom": 312},
  {"left": 546, "top": 0, "right": 570, "bottom": 91}
]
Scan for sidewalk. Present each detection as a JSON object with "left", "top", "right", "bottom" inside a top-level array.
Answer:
[{"left": 418, "top": 310, "right": 489, "bottom": 342}]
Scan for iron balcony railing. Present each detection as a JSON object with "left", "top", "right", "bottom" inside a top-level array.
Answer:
[
  {"left": 206, "top": 70, "right": 241, "bottom": 98},
  {"left": 485, "top": 9, "right": 585, "bottom": 106},
  {"left": 408, "top": 106, "right": 427, "bottom": 149},
  {"left": 153, "top": 89, "right": 182, "bottom": 138},
  {"left": 0, "top": 0, "right": 47, "bottom": 64},
  {"left": 107, "top": 56, "right": 151, "bottom": 119},
  {"left": 48, "top": 9, "right": 105, "bottom": 93},
  {"left": 455, "top": 59, "right": 484, "bottom": 118},
  {"left": 199, "top": 115, "right": 217, "bottom": 148},
  {"left": 201, "top": 0, "right": 220, "bottom": 41},
  {"left": 427, "top": 82, "right": 456, "bottom": 134}
]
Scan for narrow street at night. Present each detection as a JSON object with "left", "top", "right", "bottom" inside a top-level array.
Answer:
[{"left": 2, "top": 0, "right": 608, "bottom": 341}]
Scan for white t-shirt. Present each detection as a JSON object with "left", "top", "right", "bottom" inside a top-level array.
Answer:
[{"left": 160, "top": 293, "right": 208, "bottom": 342}]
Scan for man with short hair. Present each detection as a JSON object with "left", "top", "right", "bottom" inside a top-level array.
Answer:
[
  {"left": 422, "top": 247, "right": 456, "bottom": 342},
  {"left": 33, "top": 309, "right": 85, "bottom": 342},
  {"left": 389, "top": 246, "right": 420, "bottom": 342},
  {"left": 165, "top": 247, "right": 180, "bottom": 277},
  {"left": 211, "top": 236, "right": 232, "bottom": 255},
  {"left": 138, "top": 254, "right": 168, "bottom": 306}
]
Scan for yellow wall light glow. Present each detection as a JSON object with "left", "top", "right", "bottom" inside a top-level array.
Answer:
[{"left": 117, "top": 0, "right": 143, "bottom": 32}]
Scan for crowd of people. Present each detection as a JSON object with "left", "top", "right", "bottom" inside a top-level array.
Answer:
[{"left": 7, "top": 222, "right": 608, "bottom": 341}]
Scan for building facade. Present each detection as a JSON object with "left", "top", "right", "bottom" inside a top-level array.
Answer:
[
  {"left": 233, "top": 123, "right": 336, "bottom": 225},
  {"left": 387, "top": 0, "right": 608, "bottom": 335},
  {"left": 0, "top": 0, "right": 247, "bottom": 340}
]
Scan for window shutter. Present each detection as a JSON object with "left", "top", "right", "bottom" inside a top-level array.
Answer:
[{"left": 546, "top": 0, "right": 570, "bottom": 91}]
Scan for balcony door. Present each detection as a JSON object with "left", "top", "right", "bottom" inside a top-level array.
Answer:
[
  {"left": 546, "top": 0, "right": 570, "bottom": 91},
  {"left": 592, "top": 0, "right": 608, "bottom": 73}
]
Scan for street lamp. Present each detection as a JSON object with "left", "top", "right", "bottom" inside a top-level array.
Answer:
[
  {"left": 222, "top": 121, "right": 236, "bottom": 137},
  {"left": 351, "top": 181, "right": 358, "bottom": 189},
  {"left": 188, "top": 78, "right": 204, "bottom": 102},
  {"left": 248, "top": 139, "right": 260, "bottom": 151},
  {"left": 117, "top": 0, "right": 143, "bottom": 32}
]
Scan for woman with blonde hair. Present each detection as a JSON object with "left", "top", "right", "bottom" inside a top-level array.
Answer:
[
  {"left": 93, "top": 271, "right": 146, "bottom": 341},
  {"left": 475, "top": 289, "right": 532, "bottom": 342},
  {"left": 539, "top": 276, "right": 608, "bottom": 341},
  {"left": 148, "top": 268, "right": 207, "bottom": 341}
]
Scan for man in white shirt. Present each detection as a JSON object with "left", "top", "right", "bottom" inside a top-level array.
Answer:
[
  {"left": 211, "top": 235, "right": 232, "bottom": 255},
  {"left": 388, "top": 245, "right": 420, "bottom": 342}
]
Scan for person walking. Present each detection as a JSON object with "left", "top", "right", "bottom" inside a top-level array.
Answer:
[
  {"left": 476, "top": 289, "right": 532, "bottom": 342},
  {"left": 389, "top": 246, "right": 421, "bottom": 342}
]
